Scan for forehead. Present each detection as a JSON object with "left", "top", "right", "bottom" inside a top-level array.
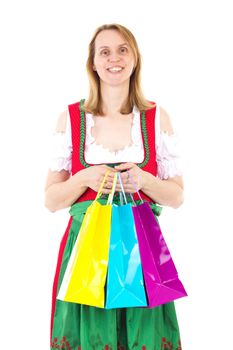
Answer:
[{"left": 95, "top": 29, "right": 128, "bottom": 49}]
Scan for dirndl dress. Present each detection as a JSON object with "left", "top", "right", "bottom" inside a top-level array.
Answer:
[{"left": 50, "top": 100, "right": 183, "bottom": 349}]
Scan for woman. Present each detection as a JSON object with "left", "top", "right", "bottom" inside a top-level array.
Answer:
[{"left": 45, "top": 23, "right": 184, "bottom": 350}]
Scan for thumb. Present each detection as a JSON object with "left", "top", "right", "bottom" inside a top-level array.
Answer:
[
  {"left": 114, "top": 162, "right": 132, "bottom": 170},
  {"left": 104, "top": 165, "right": 117, "bottom": 171}
]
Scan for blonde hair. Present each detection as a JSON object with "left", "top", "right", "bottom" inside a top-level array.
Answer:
[{"left": 83, "top": 23, "right": 155, "bottom": 116}]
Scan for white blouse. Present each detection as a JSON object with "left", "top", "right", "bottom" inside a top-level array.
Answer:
[{"left": 48, "top": 105, "right": 183, "bottom": 180}]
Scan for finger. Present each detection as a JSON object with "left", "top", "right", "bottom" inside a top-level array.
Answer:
[
  {"left": 107, "top": 175, "right": 126, "bottom": 183},
  {"left": 119, "top": 171, "right": 130, "bottom": 179},
  {"left": 107, "top": 172, "right": 118, "bottom": 178},
  {"left": 101, "top": 188, "right": 112, "bottom": 194},
  {"left": 115, "top": 187, "right": 136, "bottom": 194},
  {"left": 102, "top": 169, "right": 117, "bottom": 180},
  {"left": 107, "top": 179, "right": 127, "bottom": 190},
  {"left": 128, "top": 177, "right": 140, "bottom": 190},
  {"left": 106, "top": 182, "right": 113, "bottom": 189},
  {"left": 114, "top": 162, "right": 134, "bottom": 171},
  {"left": 115, "top": 184, "right": 131, "bottom": 191},
  {"left": 105, "top": 177, "right": 118, "bottom": 187},
  {"left": 104, "top": 166, "right": 118, "bottom": 172}
]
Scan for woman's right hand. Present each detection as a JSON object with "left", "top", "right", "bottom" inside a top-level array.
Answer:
[{"left": 79, "top": 165, "right": 118, "bottom": 194}]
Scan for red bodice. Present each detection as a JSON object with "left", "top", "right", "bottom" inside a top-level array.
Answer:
[{"left": 68, "top": 100, "right": 158, "bottom": 202}]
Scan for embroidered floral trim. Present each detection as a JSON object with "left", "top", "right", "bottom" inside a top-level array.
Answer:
[
  {"left": 51, "top": 337, "right": 182, "bottom": 350},
  {"left": 140, "top": 110, "right": 150, "bottom": 168},
  {"left": 79, "top": 99, "right": 150, "bottom": 169},
  {"left": 51, "top": 336, "right": 72, "bottom": 349},
  {"left": 79, "top": 99, "right": 90, "bottom": 168},
  {"left": 161, "top": 338, "right": 182, "bottom": 350}
]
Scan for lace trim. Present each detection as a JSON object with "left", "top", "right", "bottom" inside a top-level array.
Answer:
[
  {"left": 85, "top": 107, "right": 141, "bottom": 154},
  {"left": 51, "top": 337, "right": 182, "bottom": 349},
  {"left": 156, "top": 132, "right": 183, "bottom": 179},
  {"left": 49, "top": 133, "right": 72, "bottom": 173},
  {"left": 49, "top": 103, "right": 183, "bottom": 179},
  {"left": 157, "top": 155, "right": 183, "bottom": 179}
]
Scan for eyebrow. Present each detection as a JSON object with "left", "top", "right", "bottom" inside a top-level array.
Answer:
[{"left": 98, "top": 43, "right": 129, "bottom": 50}]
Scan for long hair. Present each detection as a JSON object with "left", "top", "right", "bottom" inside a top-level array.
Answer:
[{"left": 83, "top": 23, "right": 155, "bottom": 116}]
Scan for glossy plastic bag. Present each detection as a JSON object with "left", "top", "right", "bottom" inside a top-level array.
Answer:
[
  {"left": 57, "top": 171, "right": 118, "bottom": 308},
  {"left": 126, "top": 171, "right": 187, "bottom": 307},
  {"left": 105, "top": 174, "right": 147, "bottom": 309},
  {"left": 133, "top": 201, "right": 187, "bottom": 307}
]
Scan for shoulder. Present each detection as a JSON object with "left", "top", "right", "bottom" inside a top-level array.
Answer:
[
  {"left": 159, "top": 106, "right": 174, "bottom": 135},
  {"left": 55, "top": 110, "right": 68, "bottom": 133}
]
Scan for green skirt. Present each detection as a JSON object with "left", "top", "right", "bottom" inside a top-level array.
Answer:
[{"left": 51, "top": 199, "right": 182, "bottom": 350}]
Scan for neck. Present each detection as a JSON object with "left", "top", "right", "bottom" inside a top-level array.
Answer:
[{"left": 100, "top": 80, "right": 130, "bottom": 115}]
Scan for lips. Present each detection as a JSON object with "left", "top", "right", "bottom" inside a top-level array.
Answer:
[{"left": 107, "top": 66, "right": 124, "bottom": 73}]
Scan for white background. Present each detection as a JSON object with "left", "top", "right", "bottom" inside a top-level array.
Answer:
[{"left": 1, "top": 0, "right": 232, "bottom": 349}]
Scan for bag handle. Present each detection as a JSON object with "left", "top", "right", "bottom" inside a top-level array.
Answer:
[
  {"left": 107, "top": 172, "right": 118, "bottom": 205},
  {"left": 94, "top": 171, "right": 118, "bottom": 204},
  {"left": 118, "top": 171, "right": 142, "bottom": 206},
  {"left": 95, "top": 170, "right": 110, "bottom": 201},
  {"left": 126, "top": 171, "right": 143, "bottom": 204},
  {"left": 118, "top": 172, "right": 128, "bottom": 204}
]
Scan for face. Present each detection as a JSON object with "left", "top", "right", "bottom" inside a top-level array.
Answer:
[{"left": 93, "top": 29, "right": 135, "bottom": 87}]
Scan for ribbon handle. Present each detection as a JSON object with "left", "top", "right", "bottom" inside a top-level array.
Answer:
[
  {"left": 94, "top": 170, "right": 118, "bottom": 204},
  {"left": 107, "top": 172, "right": 118, "bottom": 205},
  {"left": 95, "top": 170, "right": 110, "bottom": 201},
  {"left": 118, "top": 172, "right": 128, "bottom": 204},
  {"left": 126, "top": 171, "right": 143, "bottom": 203}
]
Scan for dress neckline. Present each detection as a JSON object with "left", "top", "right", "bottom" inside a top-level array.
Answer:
[
  {"left": 78, "top": 99, "right": 151, "bottom": 168},
  {"left": 85, "top": 108, "right": 138, "bottom": 155}
]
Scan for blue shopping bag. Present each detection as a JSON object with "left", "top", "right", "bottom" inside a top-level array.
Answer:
[{"left": 105, "top": 173, "right": 147, "bottom": 309}]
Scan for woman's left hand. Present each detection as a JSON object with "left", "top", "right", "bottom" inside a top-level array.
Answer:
[{"left": 106, "top": 162, "right": 145, "bottom": 193}]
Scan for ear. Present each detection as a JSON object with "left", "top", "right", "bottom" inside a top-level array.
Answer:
[{"left": 93, "top": 65, "right": 96, "bottom": 71}]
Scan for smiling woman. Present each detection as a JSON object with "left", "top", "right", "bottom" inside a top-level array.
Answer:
[
  {"left": 45, "top": 23, "right": 184, "bottom": 350},
  {"left": 93, "top": 31, "right": 135, "bottom": 86},
  {"left": 84, "top": 23, "right": 155, "bottom": 116}
]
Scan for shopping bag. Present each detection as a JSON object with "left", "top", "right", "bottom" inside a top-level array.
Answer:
[
  {"left": 105, "top": 173, "right": 147, "bottom": 309},
  {"left": 128, "top": 172, "right": 188, "bottom": 307},
  {"left": 57, "top": 171, "right": 118, "bottom": 308}
]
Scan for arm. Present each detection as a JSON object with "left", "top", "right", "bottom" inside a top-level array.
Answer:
[
  {"left": 44, "top": 111, "right": 117, "bottom": 212},
  {"left": 140, "top": 173, "right": 184, "bottom": 209},
  {"left": 44, "top": 168, "right": 88, "bottom": 212},
  {"left": 114, "top": 107, "right": 184, "bottom": 209},
  {"left": 45, "top": 166, "right": 119, "bottom": 212},
  {"left": 44, "top": 110, "right": 88, "bottom": 212},
  {"left": 141, "top": 107, "right": 184, "bottom": 208}
]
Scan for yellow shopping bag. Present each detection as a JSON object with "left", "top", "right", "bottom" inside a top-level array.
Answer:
[{"left": 57, "top": 171, "right": 118, "bottom": 308}]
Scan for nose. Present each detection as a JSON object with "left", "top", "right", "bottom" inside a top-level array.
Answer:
[{"left": 108, "top": 52, "right": 121, "bottom": 62}]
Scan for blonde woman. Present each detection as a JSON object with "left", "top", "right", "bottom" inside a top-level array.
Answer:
[{"left": 45, "top": 23, "right": 184, "bottom": 350}]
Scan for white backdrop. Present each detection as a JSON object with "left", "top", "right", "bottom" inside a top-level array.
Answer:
[{"left": 1, "top": 0, "right": 232, "bottom": 349}]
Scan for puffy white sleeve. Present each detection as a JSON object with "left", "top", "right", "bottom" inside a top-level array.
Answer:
[
  {"left": 155, "top": 106, "right": 183, "bottom": 180},
  {"left": 48, "top": 111, "right": 73, "bottom": 173}
]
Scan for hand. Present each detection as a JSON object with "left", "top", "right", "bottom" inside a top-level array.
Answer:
[
  {"left": 81, "top": 165, "right": 117, "bottom": 194},
  {"left": 107, "top": 162, "right": 145, "bottom": 194}
]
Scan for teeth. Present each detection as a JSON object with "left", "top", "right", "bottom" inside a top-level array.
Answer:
[{"left": 108, "top": 67, "right": 123, "bottom": 72}]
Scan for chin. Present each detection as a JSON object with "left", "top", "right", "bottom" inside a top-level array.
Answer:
[{"left": 101, "top": 76, "right": 131, "bottom": 87}]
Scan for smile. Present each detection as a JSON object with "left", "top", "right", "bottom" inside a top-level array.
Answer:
[{"left": 107, "top": 66, "right": 124, "bottom": 73}]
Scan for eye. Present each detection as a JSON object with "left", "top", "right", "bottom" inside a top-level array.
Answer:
[
  {"left": 119, "top": 46, "right": 128, "bottom": 54},
  {"left": 100, "top": 49, "right": 110, "bottom": 56}
]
